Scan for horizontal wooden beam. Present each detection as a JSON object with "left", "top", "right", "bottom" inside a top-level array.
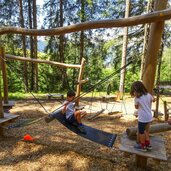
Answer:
[
  {"left": 5, "top": 54, "right": 81, "bottom": 69},
  {"left": 0, "top": 8, "right": 171, "bottom": 36}
]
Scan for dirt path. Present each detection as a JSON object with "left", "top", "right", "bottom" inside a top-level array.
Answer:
[{"left": 0, "top": 97, "right": 171, "bottom": 171}]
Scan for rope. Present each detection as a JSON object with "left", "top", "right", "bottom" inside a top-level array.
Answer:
[
  {"left": 52, "top": 60, "right": 133, "bottom": 113},
  {"left": 0, "top": 54, "right": 135, "bottom": 129},
  {"left": 5, "top": 60, "right": 50, "bottom": 115}
]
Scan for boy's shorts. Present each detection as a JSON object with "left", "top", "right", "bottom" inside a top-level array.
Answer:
[
  {"left": 66, "top": 114, "right": 77, "bottom": 123},
  {"left": 138, "top": 122, "right": 150, "bottom": 134}
]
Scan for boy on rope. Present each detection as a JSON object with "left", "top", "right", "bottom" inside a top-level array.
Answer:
[
  {"left": 45, "top": 90, "right": 87, "bottom": 134},
  {"left": 130, "top": 81, "right": 155, "bottom": 152}
]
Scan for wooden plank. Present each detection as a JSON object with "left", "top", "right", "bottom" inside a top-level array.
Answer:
[
  {"left": 87, "top": 109, "right": 105, "bottom": 120},
  {"left": 0, "top": 113, "right": 19, "bottom": 124},
  {"left": 119, "top": 133, "right": 167, "bottom": 161},
  {"left": 108, "top": 111, "right": 122, "bottom": 115}
]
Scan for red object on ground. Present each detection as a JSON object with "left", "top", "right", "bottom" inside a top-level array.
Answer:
[{"left": 23, "top": 134, "right": 34, "bottom": 141}]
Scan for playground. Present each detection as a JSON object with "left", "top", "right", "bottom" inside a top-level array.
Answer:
[
  {"left": 1, "top": 0, "right": 171, "bottom": 170},
  {"left": 0, "top": 96, "right": 171, "bottom": 171}
]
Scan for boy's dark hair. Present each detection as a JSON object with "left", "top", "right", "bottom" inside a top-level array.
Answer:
[
  {"left": 67, "top": 90, "right": 76, "bottom": 97},
  {"left": 130, "top": 81, "right": 148, "bottom": 97}
]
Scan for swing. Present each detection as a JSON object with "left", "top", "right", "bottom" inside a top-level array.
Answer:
[
  {"left": 51, "top": 109, "right": 117, "bottom": 147},
  {"left": 1, "top": 59, "right": 132, "bottom": 148}
]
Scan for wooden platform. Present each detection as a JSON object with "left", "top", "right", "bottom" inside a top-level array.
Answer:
[
  {"left": 0, "top": 112, "right": 19, "bottom": 125},
  {"left": 2, "top": 101, "right": 15, "bottom": 112},
  {"left": 119, "top": 133, "right": 167, "bottom": 168},
  {"left": 2, "top": 100, "right": 15, "bottom": 107}
]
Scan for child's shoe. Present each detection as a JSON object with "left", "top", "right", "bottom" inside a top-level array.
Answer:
[
  {"left": 134, "top": 143, "right": 147, "bottom": 152},
  {"left": 78, "top": 124, "right": 86, "bottom": 134},
  {"left": 146, "top": 144, "right": 152, "bottom": 150},
  {"left": 45, "top": 114, "right": 54, "bottom": 123}
]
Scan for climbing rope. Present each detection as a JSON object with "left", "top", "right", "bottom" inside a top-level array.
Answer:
[{"left": 0, "top": 54, "right": 135, "bottom": 129}]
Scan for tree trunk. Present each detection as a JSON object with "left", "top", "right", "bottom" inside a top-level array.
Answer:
[
  {"left": 80, "top": 31, "right": 84, "bottom": 63},
  {"left": 28, "top": 0, "right": 34, "bottom": 91},
  {"left": 119, "top": 0, "right": 130, "bottom": 97},
  {"left": 140, "top": 0, "right": 153, "bottom": 80},
  {"left": 142, "top": 0, "right": 168, "bottom": 93},
  {"left": 59, "top": 0, "right": 67, "bottom": 90},
  {"left": 79, "top": 0, "right": 85, "bottom": 63},
  {"left": 33, "top": 0, "right": 38, "bottom": 92},
  {"left": 19, "top": 0, "right": 28, "bottom": 92}
]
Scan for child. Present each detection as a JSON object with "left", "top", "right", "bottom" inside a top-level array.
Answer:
[
  {"left": 45, "top": 90, "right": 87, "bottom": 134},
  {"left": 130, "top": 81, "right": 155, "bottom": 152}
]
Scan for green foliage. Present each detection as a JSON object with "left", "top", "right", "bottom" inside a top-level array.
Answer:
[
  {"left": 160, "top": 47, "right": 171, "bottom": 81},
  {"left": 1, "top": 0, "right": 171, "bottom": 97}
]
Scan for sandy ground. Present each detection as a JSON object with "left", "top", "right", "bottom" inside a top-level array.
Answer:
[{"left": 0, "top": 96, "right": 171, "bottom": 171}]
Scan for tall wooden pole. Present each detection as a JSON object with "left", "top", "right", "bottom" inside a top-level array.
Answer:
[
  {"left": 76, "top": 58, "right": 86, "bottom": 106},
  {"left": 1, "top": 47, "right": 8, "bottom": 104},
  {"left": 142, "top": 0, "right": 168, "bottom": 93},
  {"left": 0, "top": 47, "right": 5, "bottom": 136}
]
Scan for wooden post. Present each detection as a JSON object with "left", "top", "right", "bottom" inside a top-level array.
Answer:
[
  {"left": 0, "top": 47, "right": 8, "bottom": 104},
  {"left": 76, "top": 58, "right": 86, "bottom": 106},
  {"left": 142, "top": 0, "right": 168, "bottom": 93},
  {"left": 136, "top": 155, "right": 147, "bottom": 168},
  {"left": 164, "top": 101, "right": 168, "bottom": 121},
  {"left": 0, "top": 47, "right": 4, "bottom": 136}
]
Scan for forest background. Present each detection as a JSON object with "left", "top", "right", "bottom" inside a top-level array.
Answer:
[{"left": 0, "top": 0, "right": 171, "bottom": 97}]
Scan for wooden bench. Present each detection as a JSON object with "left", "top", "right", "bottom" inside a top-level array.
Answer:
[
  {"left": 0, "top": 113, "right": 19, "bottom": 135},
  {"left": 0, "top": 112, "right": 19, "bottom": 124},
  {"left": 47, "top": 93, "right": 64, "bottom": 100},
  {"left": 2, "top": 100, "right": 15, "bottom": 112},
  {"left": 119, "top": 133, "right": 167, "bottom": 169}
]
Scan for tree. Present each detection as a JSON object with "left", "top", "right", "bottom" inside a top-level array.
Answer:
[
  {"left": 119, "top": 0, "right": 131, "bottom": 97},
  {"left": 33, "top": 0, "right": 38, "bottom": 92},
  {"left": 140, "top": 0, "right": 153, "bottom": 80},
  {"left": 18, "top": 0, "right": 28, "bottom": 91}
]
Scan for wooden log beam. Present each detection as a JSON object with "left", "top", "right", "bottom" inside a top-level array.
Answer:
[
  {"left": 0, "top": 47, "right": 8, "bottom": 104},
  {"left": 0, "top": 8, "right": 171, "bottom": 36},
  {"left": 5, "top": 54, "right": 81, "bottom": 69},
  {"left": 76, "top": 58, "right": 86, "bottom": 105},
  {"left": 126, "top": 123, "right": 171, "bottom": 138},
  {"left": 142, "top": 0, "right": 168, "bottom": 93}
]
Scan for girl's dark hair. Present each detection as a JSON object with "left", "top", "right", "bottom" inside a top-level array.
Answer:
[
  {"left": 67, "top": 90, "right": 76, "bottom": 97},
  {"left": 130, "top": 81, "right": 148, "bottom": 97}
]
